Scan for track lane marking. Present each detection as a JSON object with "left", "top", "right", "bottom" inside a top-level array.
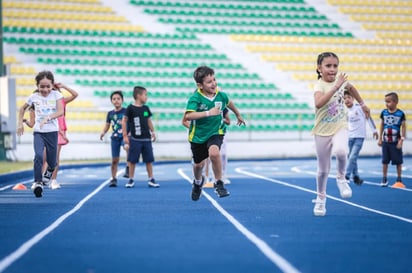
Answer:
[
  {"left": 0, "top": 176, "right": 113, "bottom": 273},
  {"left": 177, "top": 168, "right": 301, "bottom": 273},
  {"left": 236, "top": 167, "right": 412, "bottom": 224}
]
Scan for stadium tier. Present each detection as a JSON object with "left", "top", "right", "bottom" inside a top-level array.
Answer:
[{"left": 2, "top": 0, "right": 412, "bottom": 137}]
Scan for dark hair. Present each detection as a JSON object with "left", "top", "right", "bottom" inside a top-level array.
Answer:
[
  {"left": 110, "top": 90, "right": 124, "bottom": 101},
  {"left": 35, "top": 71, "right": 55, "bottom": 85},
  {"left": 133, "top": 86, "right": 147, "bottom": 100},
  {"left": 316, "top": 52, "right": 339, "bottom": 79},
  {"left": 343, "top": 90, "right": 351, "bottom": 97},
  {"left": 385, "top": 92, "right": 399, "bottom": 103},
  {"left": 193, "top": 66, "right": 214, "bottom": 84}
]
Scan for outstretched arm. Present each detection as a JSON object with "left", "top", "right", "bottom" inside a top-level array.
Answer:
[{"left": 227, "top": 101, "right": 245, "bottom": 126}]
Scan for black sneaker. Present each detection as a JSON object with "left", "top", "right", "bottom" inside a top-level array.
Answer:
[
  {"left": 380, "top": 177, "right": 388, "bottom": 187},
  {"left": 42, "top": 168, "right": 54, "bottom": 183},
  {"left": 191, "top": 176, "right": 205, "bottom": 201},
  {"left": 353, "top": 175, "right": 363, "bottom": 186},
  {"left": 123, "top": 166, "right": 129, "bottom": 178},
  {"left": 125, "top": 179, "right": 135, "bottom": 188},
  {"left": 214, "top": 180, "right": 230, "bottom": 198},
  {"left": 109, "top": 178, "right": 117, "bottom": 187},
  {"left": 148, "top": 178, "right": 160, "bottom": 188},
  {"left": 33, "top": 182, "right": 43, "bottom": 198}
]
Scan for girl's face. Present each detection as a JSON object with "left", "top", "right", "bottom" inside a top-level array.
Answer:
[
  {"left": 318, "top": 56, "right": 339, "bottom": 83},
  {"left": 37, "top": 77, "right": 53, "bottom": 97},
  {"left": 198, "top": 74, "right": 217, "bottom": 95},
  {"left": 111, "top": 94, "right": 123, "bottom": 109}
]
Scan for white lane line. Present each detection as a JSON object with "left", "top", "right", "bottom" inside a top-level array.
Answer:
[
  {"left": 0, "top": 177, "right": 112, "bottom": 273},
  {"left": 236, "top": 167, "right": 412, "bottom": 224},
  {"left": 177, "top": 168, "right": 301, "bottom": 273},
  {"left": 0, "top": 179, "right": 33, "bottom": 192},
  {"left": 291, "top": 166, "right": 412, "bottom": 192}
]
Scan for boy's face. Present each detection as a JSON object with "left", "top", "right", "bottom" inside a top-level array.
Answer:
[
  {"left": 135, "top": 90, "right": 148, "bottom": 104},
  {"left": 385, "top": 96, "right": 397, "bottom": 111},
  {"left": 111, "top": 94, "right": 123, "bottom": 108},
  {"left": 344, "top": 94, "right": 354, "bottom": 108},
  {"left": 197, "top": 74, "right": 217, "bottom": 95}
]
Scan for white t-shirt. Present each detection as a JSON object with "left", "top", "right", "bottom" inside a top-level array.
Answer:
[
  {"left": 26, "top": 91, "right": 63, "bottom": 133},
  {"left": 347, "top": 104, "right": 377, "bottom": 138}
]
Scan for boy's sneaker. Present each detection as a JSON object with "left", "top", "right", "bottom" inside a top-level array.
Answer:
[
  {"left": 42, "top": 169, "right": 54, "bottom": 183},
  {"left": 49, "top": 179, "right": 61, "bottom": 190},
  {"left": 191, "top": 176, "right": 205, "bottom": 201},
  {"left": 125, "top": 179, "right": 135, "bottom": 188},
  {"left": 123, "top": 166, "right": 129, "bottom": 178},
  {"left": 33, "top": 182, "right": 43, "bottom": 198},
  {"left": 380, "top": 177, "right": 388, "bottom": 187},
  {"left": 353, "top": 175, "right": 363, "bottom": 186},
  {"left": 148, "top": 178, "right": 160, "bottom": 188},
  {"left": 214, "top": 180, "right": 230, "bottom": 198},
  {"left": 109, "top": 178, "right": 117, "bottom": 187},
  {"left": 336, "top": 178, "right": 352, "bottom": 198},
  {"left": 312, "top": 196, "right": 326, "bottom": 216}
]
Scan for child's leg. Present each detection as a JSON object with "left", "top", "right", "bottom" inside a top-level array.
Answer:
[
  {"left": 204, "top": 158, "right": 210, "bottom": 179},
  {"left": 220, "top": 139, "right": 227, "bottom": 177},
  {"left": 314, "top": 135, "right": 333, "bottom": 198},
  {"left": 44, "top": 132, "right": 58, "bottom": 171},
  {"left": 396, "top": 164, "right": 402, "bottom": 181},
  {"left": 145, "top": 162, "right": 153, "bottom": 178},
  {"left": 33, "top": 133, "right": 45, "bottom": 182},
  {"left": 209, "top": 144, "right": 222, "bottom": 181},
  {"left": 110, "top": 138, "right": 122, "bottom": 179},
  {"left": 332, "top": 128, "right": 348, "bottom": 180},
  {"left": 347, "top": 138, "right": 364, "bottom": 178},
  {"left": 128, "top": 162, "right": 136, "bottom": 179},
  {"left": 52, "top": 145, "right": 63, "bottom": 180},
  {"left": 193, "top": 160, "right": 206, "bottom": 181},
  {"left": 111, "top": 157, "right": 119, "bottom": 179},
  {"left": 382, "top": 164, "right": 388, "bottom": 177}
]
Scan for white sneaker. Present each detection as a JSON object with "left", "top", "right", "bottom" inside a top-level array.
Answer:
[
  {"left": 336, "top": 178, "right": 352, "bottom": 198},
  {"left": 312, "top": 196, "right": 326, "bottom": 216},
  {"left": 223, "top": 178, "right": 231, "bottom": 184},
  {"left": 49, "top": 179, "right": 61, "bottom": 190}
]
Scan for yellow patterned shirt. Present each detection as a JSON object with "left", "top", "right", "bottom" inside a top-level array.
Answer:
[{"left": 312, "top": 79, "right": 348, "bottom": 136}]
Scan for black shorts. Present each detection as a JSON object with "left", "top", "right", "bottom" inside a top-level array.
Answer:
[
  {"left": 190, "top": 135, "right": 224, "bottom": 164},
  {"left": 381, "top": 142, "right": 403, "bottom": 165}
]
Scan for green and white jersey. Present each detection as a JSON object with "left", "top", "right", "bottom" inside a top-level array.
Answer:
[{"left": 185, "top": 89, "right": 229, "bottom": 143}]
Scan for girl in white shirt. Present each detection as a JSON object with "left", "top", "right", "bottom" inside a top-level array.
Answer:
[{"left": 17, "top": 71, "right": 64, "bottom": 198}]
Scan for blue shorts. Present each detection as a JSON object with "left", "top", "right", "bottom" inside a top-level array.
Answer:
[
  {"left": 382, "top": 142, "right": 403, "bottom": 165},
  {"left": 127, "top": 138, "right": 154, "bottom": 164},
  {"left": 190, "top": 135, "right": 224, "bottom": 164},
  {"left": 111, "top": 137, "right": 124, "bottom": 158}
]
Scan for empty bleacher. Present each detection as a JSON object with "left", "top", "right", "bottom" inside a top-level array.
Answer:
[{"left": 3, "top": 0, "right": 412, "bottom": 141}]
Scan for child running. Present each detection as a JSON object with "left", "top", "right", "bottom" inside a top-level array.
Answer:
[
  {"left": 343, "top": 90, "right": 378, "bottom": 185},
  {"left": 312, "top": 52, "right": 370, "bottom": 216},
  {"left": 17, "top": 71, "right": 64, "bottom": 198},
  {"left": 183, "top": 65, "right": 245, "bottom": 201},
  {"left": 100, "top": 91, "right": 128, "bottom": 187},
  {"left": 377, "top": 92, "right": 406, "bottom": 188},
  {"left": 122, "top": 86, "right": 159, "bottom": 188}
]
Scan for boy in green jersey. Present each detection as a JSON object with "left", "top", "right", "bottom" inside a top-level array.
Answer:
[{"left": 183, "top": 66, "right": 245, "bottom": 201}]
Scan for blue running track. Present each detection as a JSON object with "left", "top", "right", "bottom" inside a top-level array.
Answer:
[{"left": 0, "top": 157, "right": 411, "bottom": 273}]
